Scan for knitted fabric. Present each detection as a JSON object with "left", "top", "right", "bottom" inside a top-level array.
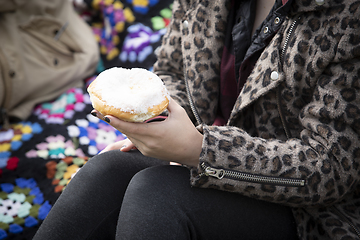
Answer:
[{"left": 0, "top": 0, "right": 172, "bottom": 238}]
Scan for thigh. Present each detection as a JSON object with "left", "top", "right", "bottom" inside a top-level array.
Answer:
[
  {"left": 117, "top": 165, "right": 298, "bottom": 240},
  {"left": 34, "top": 150, "right": 166, "bottom": 240}
]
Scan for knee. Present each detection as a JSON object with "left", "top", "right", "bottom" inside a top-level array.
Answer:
[
  {"left": 125, "top": 165, "right": 190, "bottom": 202},
  {"left": 72, "top": 150, "right": 140, "bottom": 187},
  {"left": 132, "top": 165, "right": 188, "bottom": 186},
  {"left": 120, "top": 165, "right": 191, "bottom": 222},
  {"left": 117, "top": 166, "right": 192, "bottom": 239},
  {"left": 79, "top": 150, "right": 121, "bottom": 177}
]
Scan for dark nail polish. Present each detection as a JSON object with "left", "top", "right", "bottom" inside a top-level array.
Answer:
[
  {"left": 104, "top": 117, "right": 110, "bottom": 123},
  {"left": 90, "top": 111, "right": 97, "bottom": 117}
]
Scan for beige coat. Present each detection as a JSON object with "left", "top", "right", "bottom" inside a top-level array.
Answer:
[{"left": 0, "top": 0, "right": 99, "bottom": 124}]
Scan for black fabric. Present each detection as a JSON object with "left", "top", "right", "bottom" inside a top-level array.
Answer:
[
  {"left": 34, "top": 150, "right": 298, "bottom": 240},
  {"left": 32, "top": 150, "right": 167, "bottom": 240}
]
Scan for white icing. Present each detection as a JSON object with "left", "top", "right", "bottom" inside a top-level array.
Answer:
[{"left": 95, "top": 67, "right": 169, "bottom": 114}]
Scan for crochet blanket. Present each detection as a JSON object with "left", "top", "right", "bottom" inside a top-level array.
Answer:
[{"left": 0, "top": 0, "right": 173, "bottom": 239}]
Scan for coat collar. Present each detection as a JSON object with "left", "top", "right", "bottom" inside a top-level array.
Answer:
[
  {"left": 226, "top": 0, "right": 342, "bottom": 125},
  {"left": 228, "top": 41, "right": 284, "bottom": 126}
]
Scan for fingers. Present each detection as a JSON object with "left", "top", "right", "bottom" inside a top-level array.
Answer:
[
  {"left": 99, "top": 138, "right": 136, "bottom": 154},
  {"left": 166, "top": 97, "right": 179, "bottom": 114},
  {"left": 90, "top": 101, "right": 172, "bottom": 141},
  {"left": 89, "top": 99, "right": 202, "bottom": 166},
  {"left": 91, "top": 109, "right": 145, "bottom": 156},
  {"left": 120, "top": 138, "right": 137, "bottom": 152},
  {"left": 99, "top": 140, "right": 124, "bottom": 154},
  {"left": 104, "top": 115, "right": 147, "bottom": 137},
  {"left": 167, "top": 97, "right": 176, "bottom": 110},
  {"left": 166, "top": 98, "right": 187, "bottom": 121},
  {"left": 91, "top": 109, "right": 109, "bottom": 123},
  {"left": 91, "top": 109, "right": 137, "bottom": 135},
  {"left": 99, "top": 141, "right": 122, "bottom": 154}
]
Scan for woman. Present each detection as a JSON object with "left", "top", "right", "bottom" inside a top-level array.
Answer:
[{"left": 34, "top": 0, "right": 360, "bottom": 239}]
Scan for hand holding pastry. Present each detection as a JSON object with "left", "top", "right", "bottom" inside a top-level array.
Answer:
[{"left": 101, "top": 99, "right": 203, "bottom": 167}]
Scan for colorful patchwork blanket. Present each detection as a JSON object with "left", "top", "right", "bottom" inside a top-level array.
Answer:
[{"left": 0, "top": 0, "right": 173, "bottom": 239}]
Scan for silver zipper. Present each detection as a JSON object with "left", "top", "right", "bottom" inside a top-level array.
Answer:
[
  {"left": 183, "top": 66, "right": 202, "bottom": 125},
  {"left": 277, "top": 17, "right": 301, "bottom": 139},
  {"left": 201, "top": 163, "right": 305, "bottom": 187},
  {"left": 280, "top": 17, "right": 300, "bottom": 62}
]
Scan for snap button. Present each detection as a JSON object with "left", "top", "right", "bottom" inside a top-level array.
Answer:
[
  {"left": 183, "top": 20, "right": 189, "bottom": 29},
  {"left": 315, "top": 0, "right": 325, "bottom": 5},
  {"left": 263, "top": 26, "right": 269, "bottom": 34},
  {"left": 270, "top": 71, "right": 279, "bottom": 80},
  {"left": 274, "top": 17, "right": 280, "bottom": 25}
]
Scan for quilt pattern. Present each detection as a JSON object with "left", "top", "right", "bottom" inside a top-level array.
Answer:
[{"left": 0, "top": 0, "right": 172, "bottom": 238}]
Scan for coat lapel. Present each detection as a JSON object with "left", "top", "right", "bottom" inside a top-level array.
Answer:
[{"left": 228, "top": 40, "right": 284, "bottom": 125}]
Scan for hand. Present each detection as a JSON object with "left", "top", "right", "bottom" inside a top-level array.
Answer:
[
  {"left": 99, "top": 137, "right": 181, "bottom": 166},
  {"left": 99, "top": 138, "right": 137, "bottom": 154},
  {"left": 92, "top": 99, "right": 203, "bottom": 167}
]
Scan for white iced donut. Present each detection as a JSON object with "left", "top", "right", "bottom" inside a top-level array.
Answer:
[{"left": 87, "top": 67, "right": 170, "bottom": 122}]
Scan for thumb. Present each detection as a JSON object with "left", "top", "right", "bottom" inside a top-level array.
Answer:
[
  {"left": 120, "top": 139, "right": 137, "bottom": 152},
  {"left": 166, "top": 98, "right": 182, "bottom": 115},
  {"left": 104, "top": 114, "right": 145, "bottom": 136}
]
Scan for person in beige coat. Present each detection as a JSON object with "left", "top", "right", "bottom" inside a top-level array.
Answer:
[
  {"left": 34, "top": 0, "right": 360, "bottom": 239},
  {"left": 0, "top": 0, "right": 99, "bottom": 127}
]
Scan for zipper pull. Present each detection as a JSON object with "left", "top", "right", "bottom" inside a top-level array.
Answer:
[{"left": 205, "top": 166, "right": 225, "bottom": 179}]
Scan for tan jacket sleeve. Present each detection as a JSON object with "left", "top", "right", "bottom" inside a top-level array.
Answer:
[{"left": 0, "top": 0, "right": 26, "bottom": 12}]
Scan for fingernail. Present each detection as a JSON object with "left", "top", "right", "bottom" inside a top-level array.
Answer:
[
  {"left": 104, "top": 116, "right": 110, "bottom": 123},
  {"left": 90, "top": 110, "right": 97, "bottom": 117},
  {"left": 120, "top": 145, "right": 126, "bottom": 151}
]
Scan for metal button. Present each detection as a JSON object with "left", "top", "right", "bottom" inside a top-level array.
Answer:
[
  {"left": 274, "top": 17, "right": 280, "bottom": 24},
  {"left": 315, "top": 0, "right": 325, "bottom": 5},
  {"left": 263, "top": 26, "right": 269, "bottom": 34},
  {"left": 270, "top": 71, "right": 279, "bottom": 80},
  {"left": 183, "top": 20, "right": 189, "bottom": 29}
]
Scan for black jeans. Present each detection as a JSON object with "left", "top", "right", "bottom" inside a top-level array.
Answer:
[{"left": 33, "top": 150, "right": 298, "bottom": 240}]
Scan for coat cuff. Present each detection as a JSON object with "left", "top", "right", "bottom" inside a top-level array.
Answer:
[{"left": 189, "top": 124, "right": 211, "bottom": 187}]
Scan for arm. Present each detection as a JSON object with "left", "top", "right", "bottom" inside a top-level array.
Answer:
[{"left": 192, "top": 51, "right": 360, "bottom": 208}]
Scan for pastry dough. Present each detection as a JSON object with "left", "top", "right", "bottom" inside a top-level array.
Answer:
[{"left": 88, "top": 67, "right": 170, "bottom": 122}]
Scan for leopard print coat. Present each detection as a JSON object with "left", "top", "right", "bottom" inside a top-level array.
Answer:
[{"left": 153, "top": 0, "right": 360, "bottom": 239}]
